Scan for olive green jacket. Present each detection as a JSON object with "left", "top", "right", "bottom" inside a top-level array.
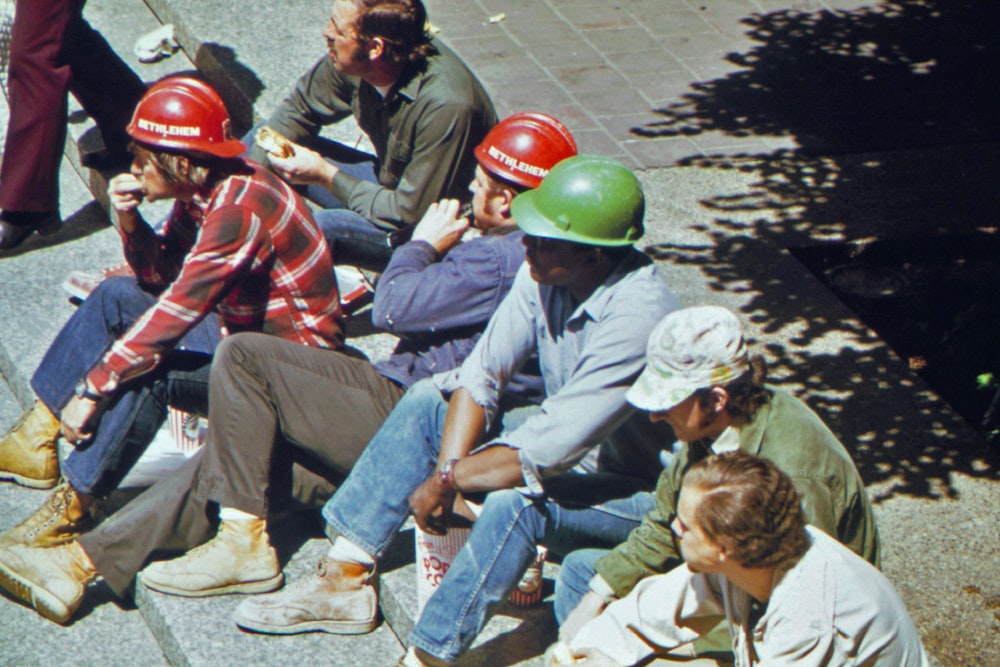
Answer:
[
  {"left": 595, "top": 387, "right": 881, "bottom": 598},
  {"left": 256, "top": 39, "right": 496, "bottom": 230}
]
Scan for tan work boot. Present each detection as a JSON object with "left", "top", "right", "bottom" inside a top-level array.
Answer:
[
  {"left": 0, "top": 401, "right": 60, "bottom": 489},
  {"left": 0, "top": 540, "right": 97, "bottom": 623},
  {"left": 0, "top": 481, "right": 94, "bottom": 548},
  {"left": 232, "top": 557, "right": 377, "bottom": 635},
  {"left": 138, "top": 518, "right": 283, "bottom": 597}
]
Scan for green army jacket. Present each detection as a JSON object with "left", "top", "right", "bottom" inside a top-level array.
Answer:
[
  {"left": 595, "top": 387, "right": 881, "bottom": 598},
  {"left": 258, "top": 38, "right": 496, "bottom": 230}
]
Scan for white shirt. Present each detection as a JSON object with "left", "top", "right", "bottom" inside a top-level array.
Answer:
[{"left": 572, "top": 527, "right": 929, "bottom": 667}]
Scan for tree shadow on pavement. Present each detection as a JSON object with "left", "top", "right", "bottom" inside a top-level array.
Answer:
[{"left": 638, "top": 1, "right": 1000, "bottom": 499}]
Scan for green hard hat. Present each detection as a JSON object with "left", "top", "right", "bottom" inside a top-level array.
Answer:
[{"left": 510, "top": 155, "right": 645, "bottom": 247}]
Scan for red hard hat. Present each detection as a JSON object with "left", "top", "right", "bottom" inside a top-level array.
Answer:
[
  {"left": 127, "top": 75, "right": 245, "bottom": 158},
  {"left": 474, "top": 112, "right": 577, "bottom": 189}
]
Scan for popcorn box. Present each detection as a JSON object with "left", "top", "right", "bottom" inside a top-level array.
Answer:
[{"left": 414, "top": 522, "right": 472, "bottom": 613}]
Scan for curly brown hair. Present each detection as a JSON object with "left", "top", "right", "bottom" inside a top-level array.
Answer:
[
  {"left": 683, "top": 450, "right": 808, "bottom": 568},
  {"left": 695, "top": 355, "right": 770, "bottom": 426},
  {"left": 351, "top": 0, "right": 434, "bottom": 64}
]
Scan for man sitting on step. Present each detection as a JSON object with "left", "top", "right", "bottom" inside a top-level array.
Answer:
[
  {"left": 248, "top": 0, "right": 496, "bottom": 270},
  {"left": 550, "top": 451, "right": 927, "bottom": 666},
  {"left": 0, "top": 113, "right": 578, "bottom": 626},
  {"left": 231, "top": 157, "right": 680, "bottom": 667},
  {"left": 0, "top": 75, "right": 343, "bottom": 554}
]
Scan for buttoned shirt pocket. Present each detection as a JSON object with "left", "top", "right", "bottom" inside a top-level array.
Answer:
[{"left": 382, "top": 132, "right": 413, "bottom": 186}]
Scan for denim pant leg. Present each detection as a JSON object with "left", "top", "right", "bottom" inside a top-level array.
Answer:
[
  {"left": 312, "top": 208, "right": 395, "bottom": 270},
  {"left": 303, "top": 143, "right": 392, "bottom": 270},
  {"left": 554, "top": 548, "right": 611, "bottom": 624},
  {"left": 409, "top": 487, "right": 655, "bottom": 663},
  {"left": 321, "top": 379, "right": 450, "bottom": 558},
  {"left": 31, "top": 277, "right": 159, "bottom": 412},
  {"left": 42, "top": 277, "right": 221, "bottom": 497},
  {"left": 62, "top": 343, "right": 217, "bottom": 497}
]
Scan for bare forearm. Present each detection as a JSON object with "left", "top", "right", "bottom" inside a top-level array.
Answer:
[
  {"left": 453, "top": 446, "right": 524, "bottom": 493},
  {"left": 437, "top": 388, "right": 487, "bottom": 461},
  {"left": 437, "top": 389, "right": 525, "bottom": 491}
]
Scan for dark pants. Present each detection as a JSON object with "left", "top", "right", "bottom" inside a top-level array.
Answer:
[
  {"left": 30, "top": 277, "right": 220, "bottom": 497},
  {"left": 0, "top": 0, "right": 145, "bottom": 213},
  {"left": 80, "top": 332, "right": 406, "bottom": 597}
]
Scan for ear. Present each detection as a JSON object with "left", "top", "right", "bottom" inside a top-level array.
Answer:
[
  {"left": 707, "top": 386, "right": 729, "bottom": 413},
  {"left": 496, "top": 188, "right": 515, "bottom": 217},
  {"left": 176, "top": 155, "right": 192, "bottom": 179},
  {"left": 368, "top": 36, "right": 386, "bottom": 61}
]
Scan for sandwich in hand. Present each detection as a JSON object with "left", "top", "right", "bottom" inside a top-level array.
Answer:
[{"left": 254, "top": 126, "right": 295, "bottom": 159}]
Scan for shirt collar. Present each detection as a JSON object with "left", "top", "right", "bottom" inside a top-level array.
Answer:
[
  {"left": 737, "top": 387, "right": 774, "bottom": 455},
  {"left": 567, "top": 249, "right": 651, "bottom": 324},
  {"left": 710, "top": 426, "right": 741, "bottom": 453},
  {"left": 365, "top": 38, "right": 438, "bottom": 105}
]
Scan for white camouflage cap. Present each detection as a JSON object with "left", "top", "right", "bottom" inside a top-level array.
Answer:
[{"left": 626, "top": 306, "right": 750, "bottom": 412}]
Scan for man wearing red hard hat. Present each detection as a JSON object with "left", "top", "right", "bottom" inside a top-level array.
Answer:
[
  {"left": 0, "top": 76, "right": 344, "bottom": 563},
  {"left": 0, "top": 112, "right": 579, "bottom": 626}
]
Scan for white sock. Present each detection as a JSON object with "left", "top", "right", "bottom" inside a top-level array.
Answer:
[
  {"left": 327, "top": 535, "right": 375, "bottom": 567},
  {"left": 218, "top": 506, "right": 258, "bottom": 521}
]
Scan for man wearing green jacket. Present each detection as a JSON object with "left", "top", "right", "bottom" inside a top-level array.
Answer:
[{"left": 556, "top": 306, "right": 880, "bottom": 663}]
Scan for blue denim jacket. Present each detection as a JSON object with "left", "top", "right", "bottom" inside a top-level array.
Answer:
[{"left": 371, "top": 228, "right": 542, "bottom": 401}]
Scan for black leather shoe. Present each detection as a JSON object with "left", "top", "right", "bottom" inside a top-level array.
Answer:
[{"left": 0, "top": 211, "right": 61, "bottom": 250}]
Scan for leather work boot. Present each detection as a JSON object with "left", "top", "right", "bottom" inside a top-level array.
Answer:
[
  {"left": 138, "top": 518, "right": 283, "bottom": 597},
  {"left": 232, "top": 557, "right": 377, "bottom": 635},
  {"left": 0, "top": 401, "right": 60, "bottom": 489},
  {"left": 0, "top": 540, "right": 97, "bottom": 623},
  {"left": 0, "top": 481, "right": 94, "bottom": 548}
]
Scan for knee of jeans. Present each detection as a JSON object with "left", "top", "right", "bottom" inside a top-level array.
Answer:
[
  {"left": 555, "top": 549, "right": 604, "bottom": 623},
  {"left": 400, "top": 378, "right": 446, "bottom": 409},
  {"left": 91, "top": 275, "right": 141, "bottom": 304},
  {"left": 89, "top": 276, "right": 148, "bottom": 327},
  {"left": 479, "top": 488, "right": 531, "bottom": 523}
]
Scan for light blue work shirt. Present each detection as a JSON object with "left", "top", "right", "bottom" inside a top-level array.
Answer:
[{"left": 435, "top": 250, "right": 680, "bottom": 495}]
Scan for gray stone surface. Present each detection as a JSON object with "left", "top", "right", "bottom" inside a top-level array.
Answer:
[{"left": 1, "top": 0, "right": 998, "bottom": 665}]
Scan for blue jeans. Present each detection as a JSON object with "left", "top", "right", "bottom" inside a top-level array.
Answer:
[
  {"left": 321, "top": 379, "right": 655, "bottom": 663},
  {"left": 30, "top": 276, "right": 220, "bottom": 496},
  {"left": 553, "top": 548, "right": 611, "bottom": 624},
  {"left": 244, "top": 127, "right": 393, "bottom": 269}
]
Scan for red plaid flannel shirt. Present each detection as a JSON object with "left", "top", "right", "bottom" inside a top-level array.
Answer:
[{"left": 88, "top": 162, "right": 343, "bottom": 393}]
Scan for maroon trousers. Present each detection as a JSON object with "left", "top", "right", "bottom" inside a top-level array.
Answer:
[{"left": 0, "top": 0, "right": 145, "bottom": 214}]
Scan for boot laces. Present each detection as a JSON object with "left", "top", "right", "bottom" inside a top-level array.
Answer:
[{"left": 22, "top": 484, "right": 74, "bottom": 539}]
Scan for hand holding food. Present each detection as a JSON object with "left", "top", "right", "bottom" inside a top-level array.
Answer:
[{"left": 254, "top": 126, "right": 295, "bottom": 159}]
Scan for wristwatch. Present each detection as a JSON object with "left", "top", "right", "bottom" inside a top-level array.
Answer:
[
  {"left": 438, "top": 458, "right": 460, "bottom": 492},
  {"left": 74, "top": 379, "right": 103, "bottom": 402}
]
